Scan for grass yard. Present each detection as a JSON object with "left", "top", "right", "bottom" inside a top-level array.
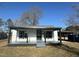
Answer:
[{"left": 0, "top": 40, "right": 79, "bottom": 57}]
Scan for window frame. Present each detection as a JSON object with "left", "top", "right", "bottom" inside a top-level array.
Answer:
[
  {"left": 18, "top": 31, "right": 28, "bottom": 39},
  {"left": 44, "top": 31, "right": 53, "bottom": 38}
]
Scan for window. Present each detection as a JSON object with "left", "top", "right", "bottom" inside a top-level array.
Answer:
[
  {"left": 45, "top": 31, "right": 52, "bottom": 38},
  {"left": 19, "top": 31, "right": 28, "bottom": 38}
]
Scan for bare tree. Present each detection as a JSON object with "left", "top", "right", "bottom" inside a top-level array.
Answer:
[
  {"left": 66, "top": 5, "right": 79, "bottom": 26},
  {"left": 65, "top": 5, "right": 79, "bottom": 34},
  {"left": 6, "top": 18, "right": 14, "bottom": 27},
  {"left": 20, "top": 6, "right": 42, "bottom": 26},
  {"left": 0, "top": 18, "right": 4, "bottom": 32},
  {"left": 66, "top": 15, "right": 77, "bottom": 26},
  {"left": 0, "top": 18, "right": 4, "bottom": 27}
]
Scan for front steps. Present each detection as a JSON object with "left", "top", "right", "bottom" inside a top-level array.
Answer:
[{"left": 36, "top": 40, "right": 46, "bottom": 48}]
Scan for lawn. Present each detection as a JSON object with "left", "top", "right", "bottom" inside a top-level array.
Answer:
[{"left": 0, "top": 40, "right": 79, "bottom": 57}]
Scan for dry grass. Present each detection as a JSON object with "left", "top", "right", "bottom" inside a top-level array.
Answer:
[{"left": 0, "top": 40, "right": 79, "bottom": 57}]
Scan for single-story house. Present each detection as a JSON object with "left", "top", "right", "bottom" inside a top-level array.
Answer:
[{"left": 8, "top": 26, "right": 62, "bottom": 47}]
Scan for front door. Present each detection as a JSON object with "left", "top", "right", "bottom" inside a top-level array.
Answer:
[
  {"left": 37, "top": 29, "right": 42, "bottom": 40},
  {"left": 36, "top": 29, "right": 46, "bottom": 47}
]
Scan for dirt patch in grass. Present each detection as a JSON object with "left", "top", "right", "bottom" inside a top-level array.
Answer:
[
  {"left": 0, "top": 40, "right": 8, "bottom": 47},
  {"left": 0, "top": 40, "right": 79, "bottom": 57}
]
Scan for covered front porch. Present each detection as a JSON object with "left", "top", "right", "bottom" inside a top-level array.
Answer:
[
  {"left": 36, "top": 28, "right": 62, "bottom": 47},
  {"left": 8, "top": 26, "right": 62, "bottom": 47}
]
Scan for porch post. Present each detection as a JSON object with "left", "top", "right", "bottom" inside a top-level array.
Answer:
[
  {"left": 27, "top": 36, "right": 28, "bottom": 43},
  {"left": 44, "top": 32, "right": 46, "bottom": 43},
  {"left": 8, "top": 28, "right": 11, "bottom": 44},
  {"left": 59, "top": 29, "right": 62, "bottom": 44}
]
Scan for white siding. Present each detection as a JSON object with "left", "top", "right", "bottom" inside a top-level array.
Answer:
[
  {"left": 10, "top": 29, "right": 59, "bottom": 44},
  {"left": 11, "top": 29, "right": 37, "bottom": 44},
  {"left": 53, "top": 30, "right": 58, "bottom": 41},
  {"left": 42, "top": 34, "right": 45, "bottom": 41},
  {"left": 42, "top": 30, "right": 59, "bottom": 43},
  {"left": 27, "top": 29, "right": 36, "bottom": 44},
  {"left": 10, "top": 29, "right": 17, "bottom": 43}
]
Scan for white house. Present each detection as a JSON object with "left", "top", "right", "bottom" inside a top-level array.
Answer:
[{"left": 8, "top": 26, "right": 62, "bottom": 47}]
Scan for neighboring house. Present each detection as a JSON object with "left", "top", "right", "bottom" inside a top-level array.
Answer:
[
  {"left": 66, "top": 25, "right": 79, "bottom": 34},
  {"left": 8, "top": 25, "right": 62, "bottom": 47},
  {"left": 60, "top": 31, "right": 73, "bottom": 40},
  {"left": 65, "top": 26, "right": 79, "bottom": 42}
]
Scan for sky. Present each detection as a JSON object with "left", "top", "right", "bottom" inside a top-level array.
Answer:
[{"left": 0, "top": 2, "right": 79, "bottom": 28}]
